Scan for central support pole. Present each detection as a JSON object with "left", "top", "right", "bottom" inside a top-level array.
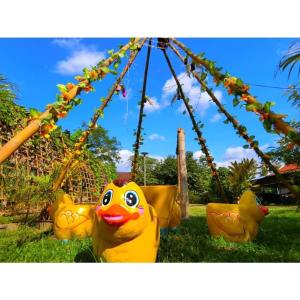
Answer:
[{"left": 177, "top": 128, "right": 189, "bottom": 219}]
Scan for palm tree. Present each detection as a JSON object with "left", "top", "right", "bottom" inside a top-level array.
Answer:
[
  {"left": 279, "top": 42, "right": 300, "bottom": 110},
  {"left": 279, "top": 42, "right": 300, "bottom": 78},
  {"left": 0, "top": 74, "right": 17, "bottom": 102},
  {"left": 228, "top": 158, "right": 258, "bottom": 200}
]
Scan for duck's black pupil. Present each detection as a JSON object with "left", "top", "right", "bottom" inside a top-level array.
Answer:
[
  {"left": 103, "top": 192, "right": 111, "bottom": 205},
  {"left": 126, "top": 193, "right": 137, "bottom": 207}
]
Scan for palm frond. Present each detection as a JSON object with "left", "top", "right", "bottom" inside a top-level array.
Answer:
[{"left": 279, "top": 43, "right": 300, "bottom": 78}]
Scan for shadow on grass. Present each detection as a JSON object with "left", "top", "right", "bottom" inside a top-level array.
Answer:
[{"left": 74, "top": 246, "right": 97, "bottom": 263}]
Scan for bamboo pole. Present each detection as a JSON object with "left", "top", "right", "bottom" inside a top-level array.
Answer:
[
  {"left": 0, "top": 38, "right": 141, "bottom": 165},
  {"left": 53, "top": 39, "right": 146, "bottom": 191},
  {"left": 177, "top": 128, "right": 189, "bottom": 219},
  {"left": 170, "top": 38, "right": 300, "bottom": 147},
  {"left": 169, "top": 42, "right": 300, "bottom": 204},
  {"left": 162, "top": 48, "right": 229, "bottom": 203},
  {"left": 131, "top": 39, "right": 152, "bottom": 180}
]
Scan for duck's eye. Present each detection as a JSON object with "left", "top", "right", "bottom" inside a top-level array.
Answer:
[
  {"left": 124, "top": 191, "right": 139, "bottom": 207},
  {"left": 102, "top": 190, "right": 113, "bottom": 206}
]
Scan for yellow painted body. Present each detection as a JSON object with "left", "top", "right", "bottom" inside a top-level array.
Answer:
[
  {"left": 51, "top": 192, "right": 95, "bottom": 240},
  {"left": 141, "top": 185, "right": 181, "bottom": 228},
  {"left": 93, "top": 182, "right": 160, "bottom": 262},
  {"left": 206, "top": 190, "right": 267, "bottom": 242}
]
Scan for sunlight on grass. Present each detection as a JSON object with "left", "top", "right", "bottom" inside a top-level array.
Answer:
[{"left": 0, "top": 205, "right": 299, "bottom": 262}]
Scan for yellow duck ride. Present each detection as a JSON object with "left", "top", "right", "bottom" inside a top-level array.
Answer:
[
  {"left": 93, "top": 179, "right": 160, "bottom": 262},
  {"left": 51, "top": 192, "right": 95, "bottom": 240},
  {"left": 206, "top": 190, "right": 269, "bottom": 242}
]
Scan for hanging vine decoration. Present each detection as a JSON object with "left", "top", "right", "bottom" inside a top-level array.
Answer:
[
  {"left": 161, "top": 42, "right": 228, "bottom": 202},
  {"left": 170, "top": 38, "right": 300, "bottom": 147},
  {"left": 40, "top": 38, "right": 142, "bottom": 139},
  {"left": 131, "top": 38, "right": 152, "bottom": 181},
  {"left": 169, "top": 42, "right": 300, "bottom": 202},
  {"left": 52, "top": 39, "right": 146, "bottom": 191},
  {"left": 0, "top": 38, "right": 141, "bottom": 165}
]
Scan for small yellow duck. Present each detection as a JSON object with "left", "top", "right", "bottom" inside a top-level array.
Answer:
[
  {"left": 51, "top": 192, "right": 95, "bottom": 240},
  {"left": 92, "top": 179, "right": 160, "bottom": 262},
  {"left": 206, "top": 190, "right": 269, "bottom": 242}
]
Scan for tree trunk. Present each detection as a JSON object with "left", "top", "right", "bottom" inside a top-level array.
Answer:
[{"left": 177, "top": 128, "right": 189, "bottom": 219}]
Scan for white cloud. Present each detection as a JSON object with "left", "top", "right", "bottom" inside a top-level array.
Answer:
[
  {"left": 210, "top": 113, "right": 222, "bottom": 123},
  {"left": 53, "top": 38, "right": 105, "bottom": 75},
  {"left": 117, "top": 149, "right": 133, "bottom": 172},
  {"left": 53, "top": 38, "right": 82, "bottom": 49},
  {"left": 162, "top": 72, "right": 223, "bottom": 116},
  {"left": 148, "top": 133, "right": 165, "bottom": 141},
  {"left": 116, "top": 149, "right": 164, "bottom": 172},
  {"left": 193, "top": 151, "right": 204, "bottom": 160},
  {"left": 144, "top": 97, "right": 162, "bottom": 113},
  {"left": 216, "top": 144, "right": 269, "bottom": 168}
]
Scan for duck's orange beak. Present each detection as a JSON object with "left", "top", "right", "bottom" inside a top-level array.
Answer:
[
  {"left": 259, "top": 205, "right": 269, "bottom": 216},
  {"left": 97, "top": 204, "right": 139, "bottom": 226}
]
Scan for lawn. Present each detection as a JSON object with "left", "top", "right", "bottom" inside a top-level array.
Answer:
[{"left": 0, "top": 205, "right": 300, "bottom": 262}]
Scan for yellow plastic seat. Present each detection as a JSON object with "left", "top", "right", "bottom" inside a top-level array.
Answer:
[
  {"left": 140, "top": 185, "right": 181, "bottom": 229},
  {"left": 206, "top": 190, "right": 269, "bottom": 242},
  {"left": 93, "top": 180, "right": 160, "bottom": 262},
  {"left": 51, "top": 192, "right": 95, "bottom": 240}
]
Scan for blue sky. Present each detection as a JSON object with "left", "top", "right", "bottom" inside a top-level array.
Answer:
[{"left": 0, "top": 38, "right": 299, "bottom": 171}]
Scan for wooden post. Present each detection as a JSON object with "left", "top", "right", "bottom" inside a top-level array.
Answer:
[{"left": 177, "top": 128, "right": 189, "bottom": 219}]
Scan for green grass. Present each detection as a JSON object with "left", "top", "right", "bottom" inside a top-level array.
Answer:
[
  {"left": 0, "top": 214, "right": 36, "bottom": 224},
  {"left": 0, "top": 205, "right": 300, "bottom": 262}
]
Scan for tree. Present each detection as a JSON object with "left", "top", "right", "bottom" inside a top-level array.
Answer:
[
  {"left": 279, "top": 41, "right": 300, "bottom": 109},
  {"left": 71, "top": 123, "right": 121, "bottom": 164},
  {"left": 153, "top": 155, "right": 178, "bottom": 185},
  {"left": 133, "top": 155, "right": 160, "bottom": 186},
  {"left": 0, "top": 74, "right": 17, "bottom": 103},
  {"left": 228, "top": 158, "right": 258, "bottom": 200},
  {"left": 279, "top": 42, "right": 300, "bottom": 78},
  {"left": 266, "top": 121, "right": 300, "bottom": 165},
  {"left": 211, "top": 167, "right": 233, "bottom": 202}
]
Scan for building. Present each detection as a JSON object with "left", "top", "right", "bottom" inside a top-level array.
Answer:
[{"left": 253, "top": 164, "right": 300, "bottom": 204}]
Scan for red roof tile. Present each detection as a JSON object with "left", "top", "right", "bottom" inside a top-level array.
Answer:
[{"left": 278, "top": 164, "right": 300, "bottom": 174}]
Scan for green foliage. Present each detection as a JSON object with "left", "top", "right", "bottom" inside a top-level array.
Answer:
[
  {"left": 228, "top": 158, "right": 258, "bottom": 200},
  {"left": 285, "top": 82, "right": 300, "bottom": 110},
  {"left": 266, "top": 121, "right": 300, "bottom": 165},
  {"left": 132, "top": 155, "right": 161, "bottom": 186},
  {"left": 279, "top": 42, "right": 300, "bottom": 78},
  {"left": 72, "top": 123, "right": 121, "bottom": 164}
]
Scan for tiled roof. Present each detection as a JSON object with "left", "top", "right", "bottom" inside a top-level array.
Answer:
[{"left": 278, "top": 164, "right": 300, "bottom": 174}]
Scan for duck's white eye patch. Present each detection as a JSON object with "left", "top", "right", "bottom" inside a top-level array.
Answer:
[{"left": 124, "top": 191, "right": 139, "bottom": 208}]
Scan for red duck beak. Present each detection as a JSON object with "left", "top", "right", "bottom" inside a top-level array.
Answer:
[
  {"left": 97, "top": 204, "right": 139, "bottom": 226},
  {"left": 259, "top": 205, "right": 269, "bottom": 216}
]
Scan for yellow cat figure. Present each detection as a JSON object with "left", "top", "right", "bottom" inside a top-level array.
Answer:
[
  {"left": 51, "top": 192, "right": 95, "bottom": 240},
  {"left": 206, "top": 190, "right": 269, "bottom": 242},
  {"left": 92, "top": 179, "right": 160, "bottom": 262}
]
